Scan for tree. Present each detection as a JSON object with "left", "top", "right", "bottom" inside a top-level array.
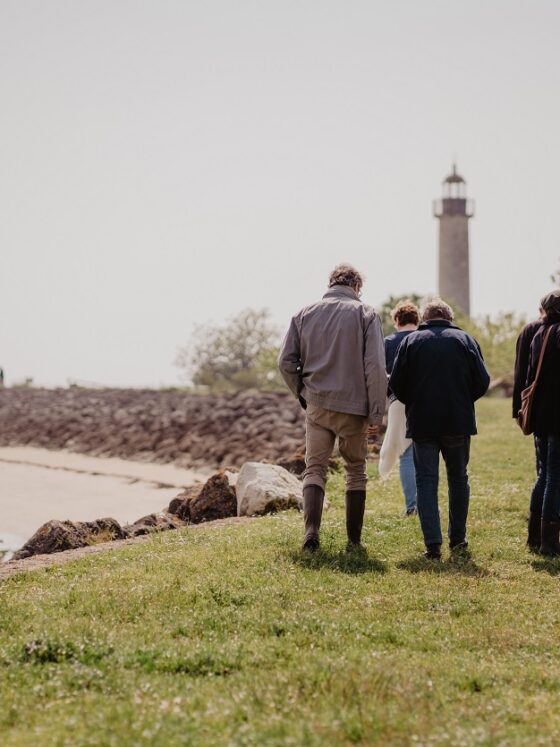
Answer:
[
  {"left": 551, "top": 258, "right": 560, "bottom": 286},
  {"left": 175, "top": 308, "right": 282, "bottom": 392},
  {"left": 453, "top": 310, "right": 526, "bottom": 386}
]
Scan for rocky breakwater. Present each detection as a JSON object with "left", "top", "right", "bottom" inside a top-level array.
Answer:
[
  {"left": 0, "top": 388, "right": 306, "bottom": 469},
  {"left": 12, "top": 463, "right": 306, "bottom": 561}
]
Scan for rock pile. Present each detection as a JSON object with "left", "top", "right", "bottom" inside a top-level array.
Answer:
[
  {"left": 3, "top": 387, "right": 381, "bottom": 563},
  {"left": 0, "top": 387, "right": 305, "bottom": 468},
  {"left": 13, "top": 518, "right": 127, "bottom": 559},
  {"left": 12, "top": 463, "right": 302, "bottom": 561},
  {"left": 168, "top": 472, "right": 239, "bottom": 525}
]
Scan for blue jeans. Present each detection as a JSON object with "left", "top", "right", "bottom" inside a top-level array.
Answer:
[
  {"left": 530, "top": 435, "right": 560, "bottom": 521},
  {"left": 399, "top": 445, "right": 417, "bottom": 511},
  {"left": 413, "top": 436, "right": 471, "bottom": 547}
]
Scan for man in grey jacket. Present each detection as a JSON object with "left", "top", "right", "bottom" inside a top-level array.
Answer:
[{"left": 278, "top": 264, "right": 386, "bottom": 551}]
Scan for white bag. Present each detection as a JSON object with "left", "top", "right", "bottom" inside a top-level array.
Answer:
[{"left": 378, "top": 399, "right": 411, "bottom": 480}]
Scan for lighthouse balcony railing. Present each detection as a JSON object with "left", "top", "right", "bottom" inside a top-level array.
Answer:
[{"left": 433, "top": 198, "right": 475, "bottom": 218}]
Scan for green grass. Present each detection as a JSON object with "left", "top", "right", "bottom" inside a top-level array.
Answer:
[{"left": 1, "top": 399, "right": 558, "bottom": 746}]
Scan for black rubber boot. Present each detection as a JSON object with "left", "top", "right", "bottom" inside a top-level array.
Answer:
[
  {"left": 539, "top": 519, "right": 560, "bottom": 557},
  {"left": 424, "top": 543, "right": 442, "bottom": 560},
  {"left": 527, "top": 511, "right": 541, "bottom": 553},
  {"left": 302, "top": 485, "right": 324, "bottom": 551},
  {"left": 346, "top": 490, "right": 366, "bottom": 547},
  {"left": 450, "top": 539, "right": 469, "bottom": 553}
]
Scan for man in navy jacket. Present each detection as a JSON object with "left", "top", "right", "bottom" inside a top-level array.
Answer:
[{"left": 389, "top": 299, "right": 490, "bottom": 559}]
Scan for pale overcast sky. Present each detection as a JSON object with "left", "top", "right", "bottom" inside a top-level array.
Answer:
[{"left": 1, "top": 1, "right": 559, "bottom": 387}]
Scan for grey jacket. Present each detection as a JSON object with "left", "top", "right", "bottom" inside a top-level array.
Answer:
[{"left": 277, "top": 285, "right": 387, "bottom": 425}]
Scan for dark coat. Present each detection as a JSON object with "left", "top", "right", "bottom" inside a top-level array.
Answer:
[
  {"left": 527, "top": 323, "right": 560, "bottom": 437},
  {"left": 384, "top": 330, "right": 414, "bottom": 375},
  {"left": 389, "top": 320, "right": 490, "bottom": 439},
  {"left": 512, "top": 320, "right": 543, "bottom": 419},
  {"left": 385, "top": 329, "right": 414, "bottom": 399}
]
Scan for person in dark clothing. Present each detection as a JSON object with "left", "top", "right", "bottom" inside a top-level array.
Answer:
[
  {"left": 389, "top": 298, "right": 490, "bottom": 559},
  {"left": 512, "top": 315, "right": 544, "bottom": 550},
  {"left": 513, "top": 319, "right": 544, "bottom": 421},
  {"left": 385, "top": 320, "right": 416, "bottom": 375},
  {"left": 517, "top": 290, "right": 560, "bottom": 555}
]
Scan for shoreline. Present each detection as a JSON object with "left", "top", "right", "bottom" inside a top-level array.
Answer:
[
  {"left": 0, "top": 447, "right": 212, "bottom": 557},
  {"left": 0, "top": 516, "right": 253, "bottom": 580},
  {"left": 0, "top": 446, "right": 212, "bottom": 487}
]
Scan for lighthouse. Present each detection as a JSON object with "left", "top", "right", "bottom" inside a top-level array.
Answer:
[{"left": 433, "top": 165, "right": 474, "bottom": 316}]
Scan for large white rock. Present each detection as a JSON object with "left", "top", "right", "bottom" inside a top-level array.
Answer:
[{"left": 236, "top": 462, "right": 303, "bottom": 516}]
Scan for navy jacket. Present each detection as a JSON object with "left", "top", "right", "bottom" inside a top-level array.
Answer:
[
  {"left": 389, "top": 320, "right": 490, "bottom": 439},
  {"left": 385, "top": 330, "right": 414, "bottom": 375}
]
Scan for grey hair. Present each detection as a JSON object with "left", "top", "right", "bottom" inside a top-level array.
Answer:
[
  {"left": 421, "top": 298, "right": 454, "bottom": 322},
  {"left": 328, "top": 263, "right": 364, "bottom": 291}
]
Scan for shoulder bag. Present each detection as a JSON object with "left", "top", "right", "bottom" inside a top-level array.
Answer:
[{"left": 517, "top": 325, "right": 555, "bottom": 435}]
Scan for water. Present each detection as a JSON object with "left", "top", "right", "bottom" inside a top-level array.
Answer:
[
  {"left": 0, "top": 447, "right": 210, "bottom": 561},
  {"left": 0, "top": 533, "right": 23, "bottom": 561}
]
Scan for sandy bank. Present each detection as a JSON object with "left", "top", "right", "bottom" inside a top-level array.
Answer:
[
  {"left": 0, "top": 447, "right": 211, "bottom": 554},
  {"left": 0, "top": 446, "right": 211, "bottom": 486}
]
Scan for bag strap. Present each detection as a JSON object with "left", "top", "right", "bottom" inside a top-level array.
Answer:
[{"left": 532, "top": 324, "right": 555, "bottom": 387}]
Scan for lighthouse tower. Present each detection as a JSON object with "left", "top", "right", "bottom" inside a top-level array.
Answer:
[{"left": 433, "top": 165, "right": 474, "bottom": 316}]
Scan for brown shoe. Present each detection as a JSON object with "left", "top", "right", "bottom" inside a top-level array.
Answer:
[
  {"left": 539, "top": 519, "right": 560, "bottom": 557},
  {"left": 346, "top": 490, "right": 366, "bottom": 546},
  {"left": 302, "top": 485, "right": 324, "bottom": 551}
]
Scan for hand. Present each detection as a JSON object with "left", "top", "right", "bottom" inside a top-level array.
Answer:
[{"left": 367, "top": 425, "right": 379, "bottom": 437}]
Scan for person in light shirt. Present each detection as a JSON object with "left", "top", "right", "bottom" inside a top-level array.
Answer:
[{"left": 381, "top": 301, "right": 420, "bottom": 516}]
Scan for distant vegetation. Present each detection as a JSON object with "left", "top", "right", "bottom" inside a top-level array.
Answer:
[
  {"left": 455, "top": 310, "right": 526, "bottom": 387},
  {"left": 175, "top": 308, "right": 284, "bottom": 393},
  {"left": 11, "top": 378, "right": 34, "bottom": 389},
  {"left": 177, "top": 298, "right": 527, "bottom": 394}
]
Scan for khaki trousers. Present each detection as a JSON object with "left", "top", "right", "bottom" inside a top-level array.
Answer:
[{"left": 303, "top": 404, "right": 369, "bottom": 491}]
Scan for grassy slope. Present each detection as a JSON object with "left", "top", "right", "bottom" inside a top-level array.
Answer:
[{"left": 1, "top": 399, "right": 559, "bottom": 747}]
